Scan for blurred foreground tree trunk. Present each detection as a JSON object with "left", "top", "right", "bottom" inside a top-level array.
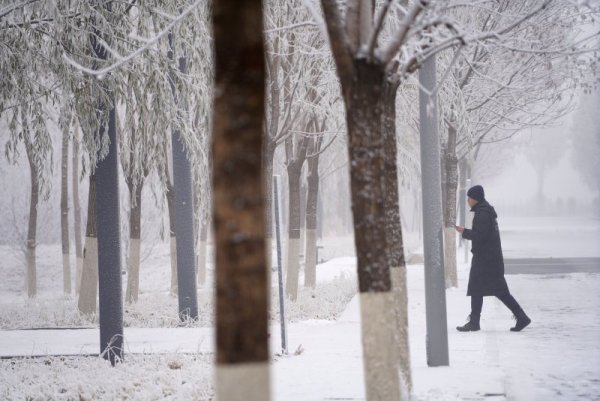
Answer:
[{"left": 212, "top": 1, "right": 270, "bottom": 400}]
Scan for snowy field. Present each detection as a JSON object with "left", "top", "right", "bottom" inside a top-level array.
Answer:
[{"left": 0, "top": 215, "right": 599, "bottom": 400}]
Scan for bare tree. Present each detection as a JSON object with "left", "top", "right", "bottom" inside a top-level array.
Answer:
[{"left": 313, "top": 0, "right": 584, "bottom": 397}]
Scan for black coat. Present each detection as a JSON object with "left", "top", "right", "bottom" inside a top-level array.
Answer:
[{"left": 462, "top": 200, "right": 509, "bottom": 297}]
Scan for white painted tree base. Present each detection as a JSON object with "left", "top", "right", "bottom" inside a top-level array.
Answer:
[
  {"left": 360, "top": 291, "right": 401, "bottom": 401},
  {"left": 78, "top": 237, "right": 98, "bottom": 315},
  {"left": 390, "top": 268, "right": 412, "bottom": 399},
  {"left": 197, "top": 240, "right": 207, "bottom": 287},
  {"left": 26, "top": 247, "right": 36, "bottom": 298},
  {"left": 170, "top": 236, "right": 177, "bottom": 296},
  {"left": 75, "top": 257, "right": 83, "bottom": 295},
  {"left": 285, "top": 238, "right": 300, "bottom": 301},
  {"left": 126, "top": 238, "right": 141, "bottom": 303},
  {"left": 304, "top": 229, "right": 317, "bottom": 288},
  {"left": 62, "top": 254, "right": 71, "bottom": 294},
  {"left": 444, "top": 227, "right": 458, "bottom": 288},
  {"left": 216, "top": 362, "right": 270, "bottom": 401}
]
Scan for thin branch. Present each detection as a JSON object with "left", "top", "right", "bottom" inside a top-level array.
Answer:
[
  {"left": 367, "top": 0, "right": 393, "bottom": 59},
  {"left": 321, "top": 0, "right": 354, "bottom": 87},
  {"left": 265, "top": 21, "right": 318, "bottom": 34},
  {"left": 380, "top": 0, "right": 428, "bottom": 65},
  {"left": 63, "top": 0, "right": 202, "bottom": 78}
]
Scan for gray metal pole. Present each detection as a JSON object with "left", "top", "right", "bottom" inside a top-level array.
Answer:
[
  {"left": 96, "top": 103, "right": 124, "bottom": 366},
  {"left": 273, "top": 175, "right": 288, "bottom": 355},
  {"left": 172, "top": 131, "right": 199, "bottom": 320},
  {"left": 464, "top": 177, "right": 472, "bottom": 263},
  {"left": 168, "top": 33, "right": 198, "bottom": 321},
  {"left": 419, "top": 55, "right": 449, "bottom": 367},
  {"left": 458, "top": 159, "right": 467, "bottom": 246}
]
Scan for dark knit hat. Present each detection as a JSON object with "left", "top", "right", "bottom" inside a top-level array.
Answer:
[{"left": 467, "top": 185, "right": 485, "bottom": 202}]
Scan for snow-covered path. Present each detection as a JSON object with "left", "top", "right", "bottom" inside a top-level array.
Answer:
[{"left": 2, "top": 260, "right": 598, "bottom": 400}]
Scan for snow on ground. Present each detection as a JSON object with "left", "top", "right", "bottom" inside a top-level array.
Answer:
[
  {"left": 1, "top": 260, "right": 599, "bottom": 400},
  {"left": 500, "top": 214, "right": 600, "bottom": 258},
  {"left": 1, "top": 215, "right": 599, "bottom": 400}
]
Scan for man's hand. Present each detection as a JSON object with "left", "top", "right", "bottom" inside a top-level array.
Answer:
[{"left": 455, "top": 225, "right": 465, "bottom": 233}]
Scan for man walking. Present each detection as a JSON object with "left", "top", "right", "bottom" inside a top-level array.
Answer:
[{"left": 455, "top": 185, "right": 531, "bottom": 332}]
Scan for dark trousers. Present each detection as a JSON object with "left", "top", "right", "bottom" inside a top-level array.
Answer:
[{"left": 471, "top": 293, "right": 524, "bottom": 318}]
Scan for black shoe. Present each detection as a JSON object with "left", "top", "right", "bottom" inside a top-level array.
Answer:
[
  {"left": 510, "top": 314, "right": 531, "bottom": 332},
  {"left": 456, "top": 315, "right": 480, "bottom": 332}
]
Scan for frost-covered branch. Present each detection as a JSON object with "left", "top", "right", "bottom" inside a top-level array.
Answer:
[{"left": 62, "top": 0, "right": 203, "bottom": 78}]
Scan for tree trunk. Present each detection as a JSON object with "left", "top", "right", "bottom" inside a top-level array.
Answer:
[
  {"left": 443, "top": 125, "right": 459, "bottom": 288},
  {"left": 382, "top": 78, "right": 412, "bottom": 397},
  {"left": 78, "top": 173, "right": 98, "bottom": 316},
  {"left": 345, "top": 59, "right": 400, "bottom": 401},
  {"left": 23, "top": 132, "right": 38, "bottom": 299},
  {"left": 304, "top": 141, "right": 320, "bottom": 288},
  {"left": 61, "top": 124, "right": 72, "bottom": 294},
  {"left": 299, "top": 183, "right": 307, "bottom": 260},
  {"left": 125, "top": 182, "right": 143, "bottom": 303},
  {"left": 165, "top": 159, "right": 178, "bottom": 297},
  {"left": 212, "top": 2, "right": 270, "bottom": 400},
  {"left": 285, "top": 167, "right": 302, "bottom": 301},
  {"left": 73, "top": 123, "right": 83, "bottom": 294},
  {"left": 197, "top": 216, "right": 208, "bottom": 287},
  {"left": 263, "top": 141, "right": 276, "bottom": 270}
]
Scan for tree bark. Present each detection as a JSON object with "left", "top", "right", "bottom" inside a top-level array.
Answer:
[
  {"left": 73, "top": 123, "right": 83, "bottom": 294},
  {"left": 164, "top": 155, "right": 178, "bottom": 296},
  {"left": 382, "top": 77, "right": 412, "bottom": 396},
  {"left": 212, "top": 1, "right": 270, "bottom": 400},
  {"left": 78, "top": 173, "right": 98, "bottom": 316},
  {"left": 125, "top": 182, "right": 143, "bottom": 303},
  {"left": 197, "top": 215, "right": 208, "bottom": 287},
  {"left": 285, "top": 165, "right": 302, "bottom": 301},
  {"left": 61, "top": 122, "right": 72, "bottom": 294},
  {"left": 304, "top": 136, "right": 321, "bottom": 288},
  {"left": 443, "top": 124, "right": 459, "bottom": 288},
  {"left": 23, "top": 127, "right": 38, "bottom": 299},
  {"left": 262, "top": 141, "right": 276, "bottom": 271},
  {"left": 344, "top": 59, "right": 401, "bottom": 400}
]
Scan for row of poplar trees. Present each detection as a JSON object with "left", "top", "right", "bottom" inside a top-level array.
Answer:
[{"left": 2, "top": 1, "right": 598, "bottom": 400}]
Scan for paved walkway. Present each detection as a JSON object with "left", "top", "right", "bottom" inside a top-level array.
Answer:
[
  {"left": 505, "top": 257, "right": 600, "bottom": 274},
  {"left": 1, "top": 261, "right": 598, "bottom": 400}
]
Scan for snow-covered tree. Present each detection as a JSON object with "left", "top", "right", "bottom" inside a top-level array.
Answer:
[{"left": 312, "top": 0, "right": 598, "bottom": 398}]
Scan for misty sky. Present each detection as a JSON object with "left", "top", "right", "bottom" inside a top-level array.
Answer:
[{"left": 485, "top": 97, "right": 597, "bottom": 207}]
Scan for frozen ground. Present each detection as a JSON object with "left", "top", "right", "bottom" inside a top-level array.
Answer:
[{"left": 0, "top": 214, "right": 598, "bottom": 400}]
